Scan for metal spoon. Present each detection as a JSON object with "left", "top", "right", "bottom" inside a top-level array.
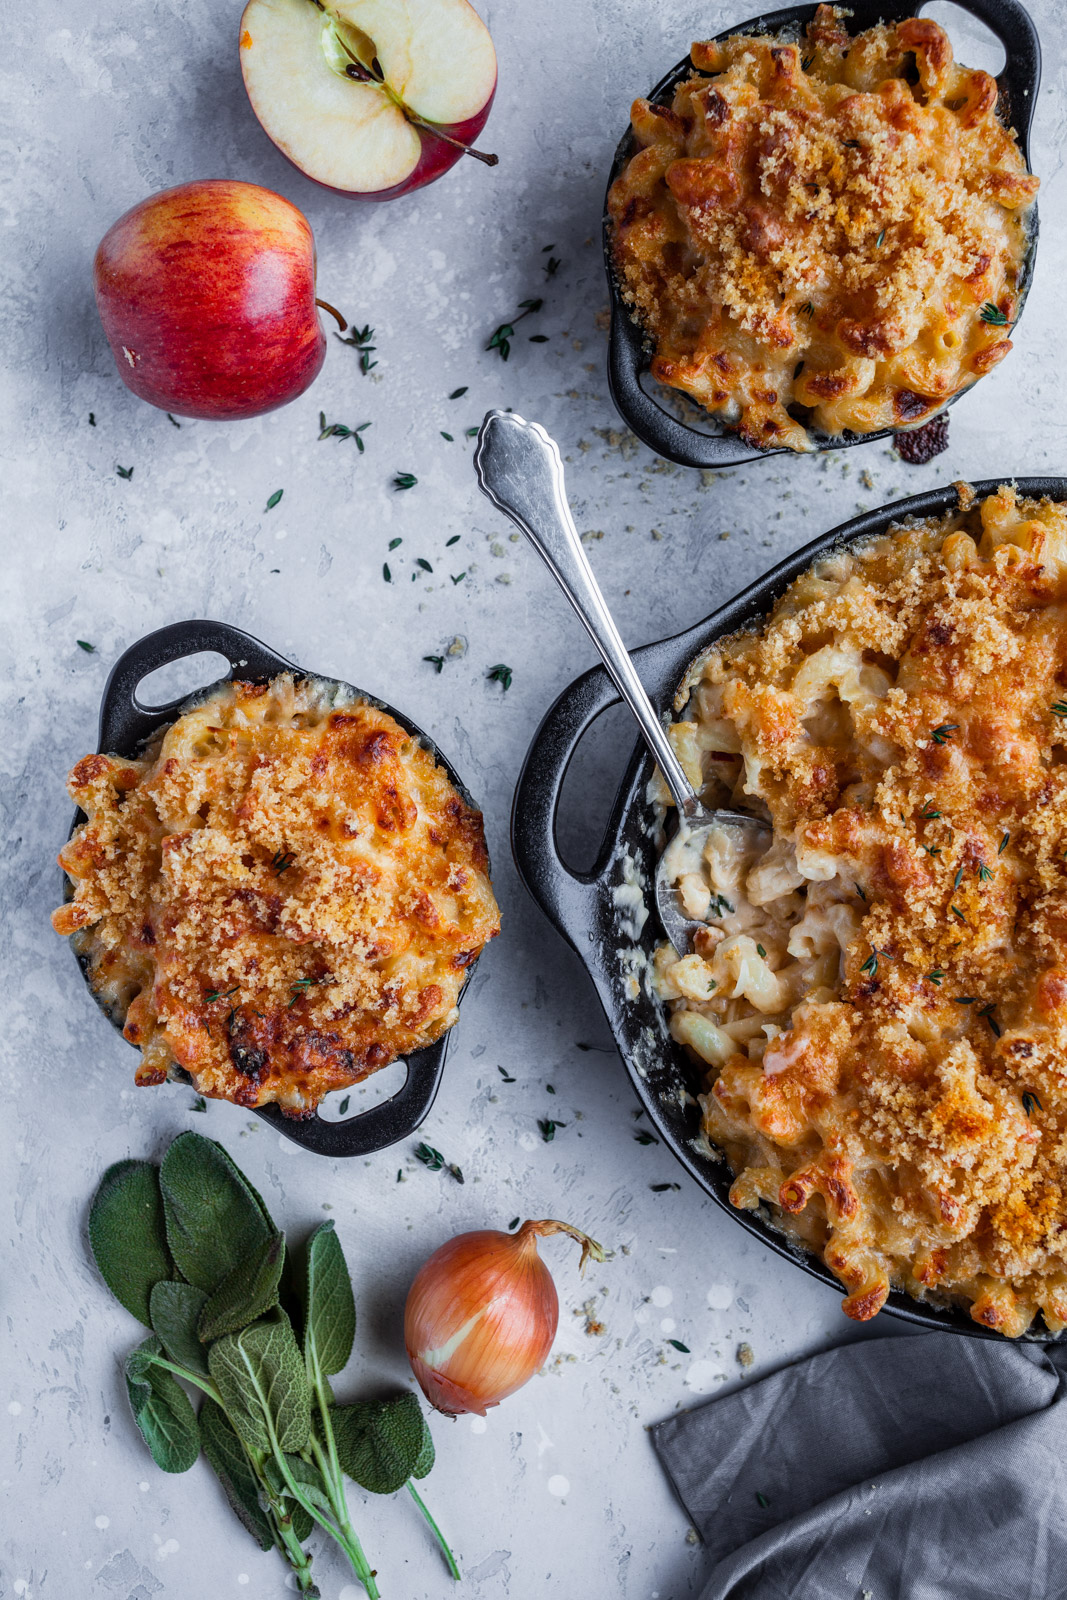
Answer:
[{"left": 473, "top": 409, "right": 770, "bottom": 952}]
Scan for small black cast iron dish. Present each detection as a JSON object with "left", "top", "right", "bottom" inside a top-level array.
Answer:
[
  {"left": 61, "top": 619, "right": 489, "bottom": 1158},
  {"left": 512, "top": 477, "right": 1067, "bottom": 1337},
  {"left": 603, "top": 0, "right": 1041, "bottom": 468}
]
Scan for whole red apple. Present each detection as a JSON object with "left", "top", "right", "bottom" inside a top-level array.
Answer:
[
  {"left": 239, "top": 0, "right": 497, "bottom": 201},
  {"left": 94, "top": 180, "right": 327, "bottom": 420}
]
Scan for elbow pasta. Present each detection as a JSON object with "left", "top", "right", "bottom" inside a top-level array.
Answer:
[
  {"left": 609, "top": 5, "right": 1038, "bottom": 452},
  {"left": 655, "top": 487, "right": 1067, "bottom": 1336}
]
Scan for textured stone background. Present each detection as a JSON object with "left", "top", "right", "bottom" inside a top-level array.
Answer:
[{"left": 2, "top": 0, "right": 1065, "bottom": 1595}]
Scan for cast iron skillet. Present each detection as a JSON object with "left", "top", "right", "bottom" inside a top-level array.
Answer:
[
  {"left": 604, "top": 0, "right": 1042, "bottom": 468},
  {"left": 513, "top": 477, "right": 1067, "bottom": 1337},
  {"left": 62, "top": 618, "right": 488, "bottom": 1158}
]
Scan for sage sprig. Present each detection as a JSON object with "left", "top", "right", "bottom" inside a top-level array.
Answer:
[{"left": 88, "top": 1132, "right": 458, "bottom": 1597}]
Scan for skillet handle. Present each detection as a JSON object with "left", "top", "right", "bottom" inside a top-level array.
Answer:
[
  {"left": 97, "top": 619, "right": 297, "bottom": 754},
  {"left": 951, "top": 0, "right": 1041, "bottom": 150},
  {"left": 254, "top": 1040, "right": 448, "bottom": 1158},
  {"left": 511, "top": 662, "right": 628, "bottom": 963}
]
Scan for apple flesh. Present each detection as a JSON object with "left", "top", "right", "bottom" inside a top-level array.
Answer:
[
  {"left": 94, "top": 180, "right": 327, "bottom": 420},
  {"left": 239, "top": 0, "right": 497, "bottom": 200}
]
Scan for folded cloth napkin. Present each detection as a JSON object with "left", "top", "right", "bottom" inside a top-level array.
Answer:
[{"left": 652, "top": 1330, "right": 1067, "bottom": 1600}]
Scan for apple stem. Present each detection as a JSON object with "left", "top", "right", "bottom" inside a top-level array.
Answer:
[
  {"left": 315, "top": 299, "right": 348, "bottom": 332},
  {"left": 342, "top": 60, "right": 498, "bottom": 168}
]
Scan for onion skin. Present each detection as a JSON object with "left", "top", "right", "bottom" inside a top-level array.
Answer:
[{"left": 404, "top": 1220, "right": 604, "bottom": 1417}]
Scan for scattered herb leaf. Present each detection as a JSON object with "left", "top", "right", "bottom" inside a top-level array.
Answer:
[
  {"left": 448, "top": 387, "right": 468, "bottom": 400},
  {"left": 383, "top": 563, "right": 392, "bottom": 583},
  {"left": 451, "top": 572, "right": 467, "bottom": 585},
  {"left": 926, "top": 969, "right": 944, "bottom": 985},
  {"left": 498, "top": 1066, "right": 516, "bottom": 1083},
  {"left": 192, "top": 1096, "right": 207, "bottom": 1113},
  {"left": 999, "top": 832, "right": 1010, "bottom": 854},
  {"left": 508, "top": 1217, "right": 520, "bottom": 1230},
  {"left": 440, "top": 431, "right": 454, "bottom": 441},
  {"left": 77, "top": 639, "right": 96, "bottom": 653},
  {"left": 756, "top": 1492, "right": 769, "bottom": 1508},
  {"left": 667, "top": 1339, "right": 690, "bottom": 1353},
  {"left": 167, "top": 413, "right": 181, "bottom": 428},
  {"left": 634, "top": 1132, "right": 658, "bottom": 1146},
  {"left": 338, "top": 1095, "right": 350, "bottom": 1115},
  {"left": 650, "top": 1183, "right": 681, "bottom": 1192},
  {"left": 265, "top": 489, "right": 282, "bottom": 511},
  {"left": 446, "top": 535, "right": 460, "bottom": 546},
  {"left": 423, "top": 655, "right": 445, "bottom": 673},
  {"left": 931, "top": 723, "right": 960, "bottom": 745},
  {"left": 393, "top": 472, "right": 417, "bottom": 491},
  {"left": 416, "top": 558, "right": 433, "bottom": 573},
  {"left": 487, "top": 664, "right": 513, "bottom": 692},
  {"left": 116, "top": 465, "right": 134, "bottom": 480},
  {"left": 272, "top": 850, "right": 295, "bottom": 877},
  {"left": 414, "top": 1143, "right": 444, "bottom": 1172},
  {"left": 538, "top": 1118, "right": 565, "bottom": 1142},
  {"left": 487, "top": 298, "right": 543, "bottom": 360},
  {"left": 980, "top": 302, "right": 1009, "bottom": 326},
  {"left": 756, "top": 944, "right": 767, "bottom": 959},
  {"left": 336, "top": 322, "right": 378, "bottom": 373},
  {"left": 875, "top": 229, "right": 886, "bottom": 248},
  {"left": 1023, "top": 1090, "right": 1042, "bottom": 1116}
]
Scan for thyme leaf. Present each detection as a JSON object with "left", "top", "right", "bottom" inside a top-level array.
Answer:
[
  {"left": 667, "top": 1338, "right": 689, "bottom": 1352},
  {"left": 393, "top": 472, "right": 417, "bottom": 490},
  {"left": 423, "top": 655, "right": 445, "bottom": 673},
  {"left": 271, "top": 850, "right": 295, "bottom": 877},
  {"left": 980, "top": 302, "right": 1009, "bottom": 326},
  {"left": 1023, "top": 1090, "right": 1042, "bottom": 1116},
  {"left": 931, "top": 723, "right": 959, "bottom": 745},
  {"left": 634, "top": 1132, "right": 659, "bottom": 1146},
  {"left": 487, "top": 663, "right": 513, "bottom": 691},
  {"left": 265, "top": 489, "right": 282, "bottom": 511},
  {"left": 538, "top": 1118, "right": 565, "bottom": 1142},
  {"left": 77, "top": 639, "right": 96, "bottom": 653},
  {"left": 487, "top": 297, "right": 543, "bottom": 360},
  {"left": 116, "top": 465, "right": 134, "bottom": 480},
  {"left": 335, "top": 322, "right": 377, "bottom": 373},
  {"left": 448, "top": 386, "right": 468, "bottom": 399}
]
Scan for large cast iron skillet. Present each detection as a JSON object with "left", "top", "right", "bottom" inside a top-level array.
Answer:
[
  {"left": 62, "top": 619, "right": 487, "bottom": 1157},
  {"left": 604, "top": 0, "right": 1041, "bottom": 467},
  {"left": 513, "top": 477, "right": 1067, "bottom": 1337}
]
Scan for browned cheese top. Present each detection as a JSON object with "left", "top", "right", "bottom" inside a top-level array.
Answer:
[
  {"left": 609, "top": 5, "right": 1038, "bottom": 451},
  {"left": 53, "top": 675, "right": 500, "bottom": 1115},
  {"left": 654, "top": 488, "right": 1067, "bottom": 1336}
]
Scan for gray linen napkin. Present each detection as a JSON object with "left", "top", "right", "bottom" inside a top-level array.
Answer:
[{"left": 652, "top": 1331, "right": 1067, "bottom": 1600}]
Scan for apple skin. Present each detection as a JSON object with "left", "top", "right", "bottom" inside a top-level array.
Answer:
[{"left": 94, "top": 180, "right": 326, "bottom": 421}]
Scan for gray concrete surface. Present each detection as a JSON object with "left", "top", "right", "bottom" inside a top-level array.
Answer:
[{"left": 3, "top": 0, "right": 1066, "bottom": 1594}]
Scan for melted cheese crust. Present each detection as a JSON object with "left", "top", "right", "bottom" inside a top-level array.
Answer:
[
  {"left": 609, "top": 5, "right": 1038, "bottom": 452},
  {"left": 654, "top": 487, "right": 1067, "bottom": 1336},
  {"left": 53, "top": 676, "right": 500, "bottom": 1115}
]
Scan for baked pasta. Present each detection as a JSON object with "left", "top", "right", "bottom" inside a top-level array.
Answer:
[
  {"left": 654, "top": 486, "right": 1067, "bottom": 1336},
  {"left": 53, "top": 675, "right": 500, "bottom": 1115},
  {"left": 609, "top": 5, "right": 1038, "bottom": 452}
]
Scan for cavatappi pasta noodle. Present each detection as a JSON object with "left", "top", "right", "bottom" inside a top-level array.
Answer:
[
  {"left": 654, "top": 487, "right": 1067, "bottom": 1336},
  {"left": 609, "top": 5, "right": 1038, "bottom": 452},
  {"left": 53, "top": 676, "right": 500, "bottom": 1115}
]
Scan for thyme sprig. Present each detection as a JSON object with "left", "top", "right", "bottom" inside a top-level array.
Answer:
[
  {"left": 335, "top": 323, "right": 377, "bottom": 374},
  {"left": 487, "top": 298, "right": 543, "bottom": 361},
  {"left": 319, "top": 413, "right": 371, "bottom": 450},
  {"left": 931, "top": 723, "right": 959, "bottom": 745},
  {"left": 980, "top": 302, "right": 1010, "bottom": 326}
]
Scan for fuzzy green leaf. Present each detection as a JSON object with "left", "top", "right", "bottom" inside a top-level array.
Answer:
[
  {"left": 89, "top": 1159, "right": 172, "bottom": 1324},
  {"left": 198, "top": 1231, "right": 285, "bottom": 1344},
  {"left": 411, "top": 1414, "right": 435, "bottom": 1480},
  {"left": 331, "top": 1393, "right": 425, "bottom": 1494},
  {"left": 208, "top": 1312, "right": 311, "bottom": 1457},
  {"left": 160, "top": 1133, "right": 273, "bottom": 1293},
  {"left": 199, "top": 1396, "right": 274, "bottom": 1552},
  {"left": 124, "top": 1336, "right": 200, "bottom": 1473},
  {"left": 302, "top": 1221, "right": 355, "bottom": 1379},
  {"left": 265, "top": 1452, "right": 334, "bottom": 1518},
  {"left": 150, "top": 1281, "right": 210, "bottom": 1377}
]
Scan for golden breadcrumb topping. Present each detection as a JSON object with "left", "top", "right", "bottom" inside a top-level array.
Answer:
[
  {"left": 53, "top": 676, "right": 500, "bottom": 1115},
  {"left": 609, "top": 5, "right": 1037, "bottom": 451},
  {"left": 654, "top": 487, "right": 1067, "bottom": 1335}
]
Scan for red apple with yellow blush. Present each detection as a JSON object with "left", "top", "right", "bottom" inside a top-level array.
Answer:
[
  {"left": 239, "top": 0, "right": 498, "bottom": 199},
  {"left": 94, "top": 180, "right": 328, "bottom": 420}
]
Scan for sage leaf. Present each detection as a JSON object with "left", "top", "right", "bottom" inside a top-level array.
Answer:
[
  {"left": 160, "top": 1132, "right": 272, "bottom": 1292},
  {"left": 265, "top": 1452, "right": 334, "bottom": 1518},
  {"left": 124, "top": 1335, "right": 200, "bottom": 1473},
  {"left": 411, "top": 1413, "right": 435, "bottom": 1480},
  {"left": 331, "top": 1393, "right": 424, "bottom": 1495},
  {"left": 302, "top": 1221, "right": 355, "bottom": 1378},
  {"left": 89, "top": 1159, "right": 172, "bottom": 1325},
  {"left": 208, "top": 1312, "right": 311, "bottom": 1457},
  {"left": 199, "top": 1396, "right": 274, "bottom": 1552},
  {"left": 198, "top": 1231, "right": 285, "bottom": 1344},
  {"left": 150, "top": 1281, "right": 210, "bottom": 1377}
]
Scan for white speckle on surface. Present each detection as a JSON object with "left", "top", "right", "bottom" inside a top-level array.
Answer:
[
  {"left": 685, "top": 1360, "right": 725, "bottom": 1393},
  {"left": 8, "top": 1400, "right": 22, "bottom": 1415},
  {"left": 706, "top": 1283, "right": 734, "bottom": 1311},
  {"left": 547, "top": 1474, "right": 570, "bottom": 1498},
  {"left": 237, "top": 1576, "right": 249, "bottom": 1586},
  {"left": 633, "top": 1304, "right": 650, "bottom": 1325},
  {"left": 517, "top": 1131, "right": 539, "bottom": 1152},
  {"left": 650, "top": 1285, "right": 673, "bottom": 1308},
  {"left": 154, "top": 1538, "right": 180, "bottom": 1560},
  {"left": 138, "top": 1481, "right": 150, "bottom": 1492},
  {"left": 94, "top": 1515, "right": 109, "bottom": 1530},
  {"left": 659, "top": 1317, "right": 676, "bottom": 1333},
  {"left": 470, "top": 1416, "right": 487, "bottom": 1434},
  {"left": 14, "top": 1582, "right": 29, "bottom": 1597}
]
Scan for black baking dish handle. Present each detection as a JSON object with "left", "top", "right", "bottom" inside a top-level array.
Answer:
[
  {"left": 81, "top": 619, "right": 451, "bottom": 1158},
  {"left": 511, "top": 627, "right": 702, "bottom": 967},
  {"left": 97, "top": 618, "right": 297, "bottom": 755}
]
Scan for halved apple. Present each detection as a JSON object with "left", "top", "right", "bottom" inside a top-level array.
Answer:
[{"left": 240, "top": 0, "right": 498, "bottom": 200}]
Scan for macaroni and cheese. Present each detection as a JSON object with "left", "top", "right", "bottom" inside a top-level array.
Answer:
[
  {"left": 655, "top": 487, "right": 1067, "bottom": 1335},
  {"left": 609, "top": 5, "right": 1038, "bottom": 451}
]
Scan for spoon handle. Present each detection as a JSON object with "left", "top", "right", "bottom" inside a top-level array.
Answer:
[{"left": 474, "top": 409, "right": 698, "bottom": 816}]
